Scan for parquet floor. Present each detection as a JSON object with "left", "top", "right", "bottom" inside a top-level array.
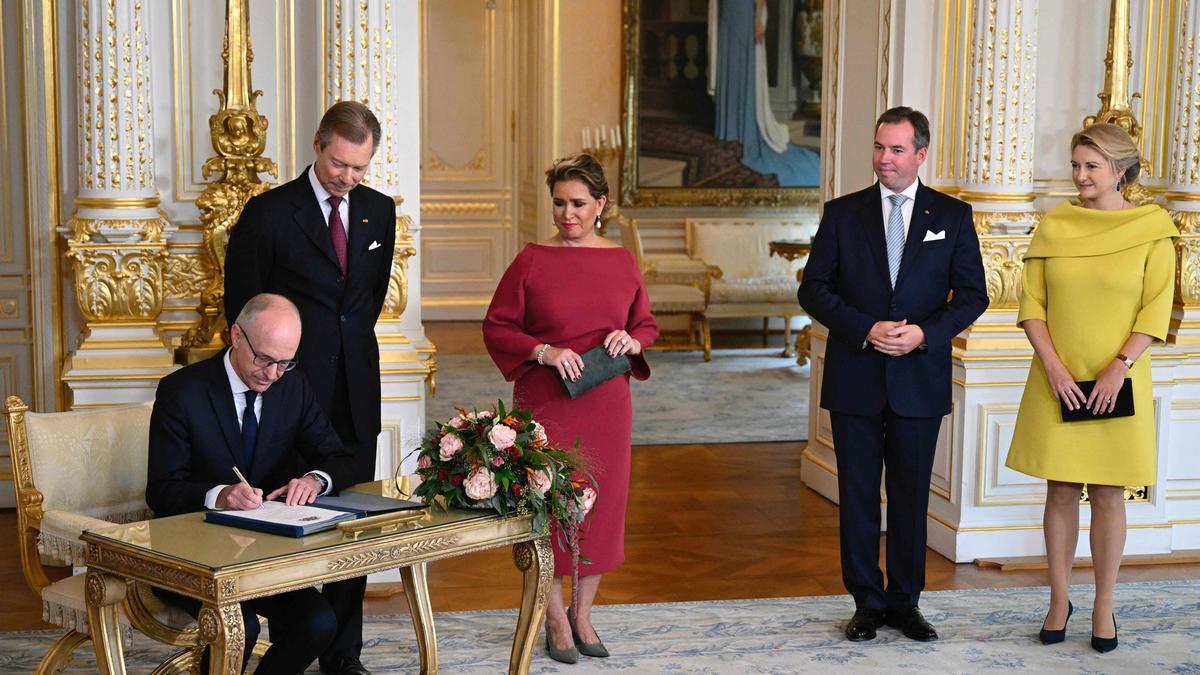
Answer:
[{"left": 2, "top": 322, "right": 1195, "bottom": 631}]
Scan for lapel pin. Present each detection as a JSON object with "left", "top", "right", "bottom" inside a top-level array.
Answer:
[
  {"left": 362, "top": 218, "right": 369, "bottom": 224},
  {"left": 923, "top": 209, "right": 930, "bottom": 214}
]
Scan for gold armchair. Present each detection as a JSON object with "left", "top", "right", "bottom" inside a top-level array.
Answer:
[
  {"left": 4, "top": 396, "right": 199, "bottom": 674},
  {"left": 617, "top": 216, "right": 716, "bottom": 361}
]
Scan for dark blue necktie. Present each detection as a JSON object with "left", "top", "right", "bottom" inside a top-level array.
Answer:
[{"left": 242, "top": 390, "right": 258, "bottom": 466}]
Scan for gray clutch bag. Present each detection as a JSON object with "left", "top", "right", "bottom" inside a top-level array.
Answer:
[{"left": 561, "top": 345, "right": 632, "bottom": 399}]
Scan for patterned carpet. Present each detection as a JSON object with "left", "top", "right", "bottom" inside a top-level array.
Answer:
[
  {"left": 427, "top": 348, "right": 811, "bottom": 445},
  {"left": 3, "top": 581, "right": 1196, "bottom": 673}
]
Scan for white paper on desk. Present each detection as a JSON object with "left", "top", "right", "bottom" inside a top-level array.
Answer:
[{"left": 222, "top": 500, "right": 350, "bottom": 527}]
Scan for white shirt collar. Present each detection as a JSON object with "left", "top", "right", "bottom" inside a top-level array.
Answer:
[
  {"left": 307, "top": 165, "right": 349, "bottom": 207},
  {"left": 223, "top": 350, "right": 251, "bottom": 396},
  {"left": 880, "top": 178, "right": 920, "bottom": 203}
]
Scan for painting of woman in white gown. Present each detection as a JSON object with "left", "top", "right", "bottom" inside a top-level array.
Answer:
[{"left": 626, "top": 0, "right": 821, "bottom": 203}]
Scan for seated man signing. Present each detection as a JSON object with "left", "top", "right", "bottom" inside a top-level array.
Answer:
[{"left": 146, "top": 292, "right": 357, "bottom": 675}]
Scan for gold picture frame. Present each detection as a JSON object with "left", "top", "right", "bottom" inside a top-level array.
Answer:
[{"left": 621, "top": 0, "right": 821, "bottom": 208}]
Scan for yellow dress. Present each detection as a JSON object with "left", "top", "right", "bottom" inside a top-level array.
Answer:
[{"left": 1005, "top": 202, "right": 1178, "bottom": 486}]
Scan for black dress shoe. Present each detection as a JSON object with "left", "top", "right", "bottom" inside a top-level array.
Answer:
[
  {"left": 885, "top": 606, "right": 939, "bottom": 641},
  {"left": 1039, "top": 601, "right": 1074, "bottom": 645},
  {"left": 1091, "top": 613, "right": 1118, "bottom": 653},
  {"left": 845, "top": 608, "right": 886, "bottom": 641},
  {"left": 329, "top": 656, "right": 371, "bottom": 675}
]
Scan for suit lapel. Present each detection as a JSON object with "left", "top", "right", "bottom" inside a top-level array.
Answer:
[
  {"left": 860, "top": 185, "right": 891, "bottom": 288},
  {"left": 346, "top": 187, "right": 370, "bottom": 281},
  {"left": 895, "top": 183, "right": 936, "bottom": 289},
  {"left": 205, "top": 354, "right": 245, "bottom": 470},
  {"left": 293, "top": 167, "right": 343, "bottom": 271}
]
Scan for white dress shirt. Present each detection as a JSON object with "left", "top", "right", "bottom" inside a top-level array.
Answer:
[
  {"left": 308, "top": 166, "right": 351, "bottom": 239},
  {"left": 204, "top": 351, "right": 332, "bottom": 509},
  {"left": 879, "top": 178, "right": 920, "bottom": 244}
]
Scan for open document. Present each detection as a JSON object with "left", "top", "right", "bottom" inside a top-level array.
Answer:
[{"left": 205, "top": 500, "right": 361, "bottom": 537}]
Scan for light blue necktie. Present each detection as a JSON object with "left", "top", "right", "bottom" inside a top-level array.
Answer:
[{"left": 886, "top": 194, "right": 908, "bottom": 288}]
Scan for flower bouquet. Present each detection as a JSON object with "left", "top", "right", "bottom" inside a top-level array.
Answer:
[{"left": 410, "top": 401, "right": 597, "bottom": 556}]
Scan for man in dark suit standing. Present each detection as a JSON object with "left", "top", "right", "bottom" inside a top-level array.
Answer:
[
  {"left": 147, "top": 293, "right": 357, "bottom": 674},
  {"left": 224, "top": 101, "right": 395, "bottom": 675},
  {"left": 798, "top": 107, "right": 988, "bottom": 643}
]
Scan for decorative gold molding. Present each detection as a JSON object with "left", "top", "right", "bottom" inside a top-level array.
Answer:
[
  {"left": 958, "top": 191, "right": 1037, "bottom": 203},
  {"left": 1176, "top": 234, "right": 1200, "bottom": 306},
  {"left": 420, "top": 202, "right": 499, "bottom": 215},
  {"left": 971, "top": 210, "right": 1041, "bottom": 236},
  {"left": 162, "top": 253, "right": 216, "bottom": 300},
  {"left": 427, "top": 148, "right": 487, "bottom": 173},
  {"left": 382, "top": 198, "right": 417, "bottom": 319},
  {"left": 74, "top": 196, "right": 162, "bottom": 210},
  {"left": 980, "top": 236, "right": 1031, "bottom": 309}
]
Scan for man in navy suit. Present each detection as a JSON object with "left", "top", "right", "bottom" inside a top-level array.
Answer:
[
  {"left": 224, "top": 101, "right": 395, "bottom": 675},
  {"left": 798, "top": 107, "right": 988, "bottom": 642},
  {"left": 147, "top": 293, "right": 357, "bottom": 674}
]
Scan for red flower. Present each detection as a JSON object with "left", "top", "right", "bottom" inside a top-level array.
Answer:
[
  {"left": 513, "top": 483, "right": 524, "bottom": 497},
  {"left": 450, "top": 474, "right": 463, "bottom": 486},
  {"left": 506, "top": 446, "right": 521, "bottom": 460},
  {"left": 437, "top": 469, "right": 448, "bottom": 481}
]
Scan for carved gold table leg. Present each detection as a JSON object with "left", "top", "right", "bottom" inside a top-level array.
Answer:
[
  {"left": 85, "top": 571, "right": 128, "bottom": 675},
  {"left": 198, "top": 604, "right": 244, "bottom": 675},
  {"left": 796, "top": 325, "right": 811, "bottom": 366},
  {"left": 509, "top": 538, "right": 552, "bottom": 674},
  {"left": 400, "top": 563, "right": 439, "bottom": 674}
]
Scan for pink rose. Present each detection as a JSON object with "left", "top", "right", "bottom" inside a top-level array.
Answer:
[
  {"left": 477, "top": 410, "right": 495, "bottom": 420},
  {"left": 491, "top": 455, "right": 505, "bottom": 467},
  {"left": 463, "top": 467, "right": 498, "bottom": 500},
  {"left": 530, "top": 469, "right": 552, "bottom": 496},
  {"left": 578, "top": 486, "right": 597, "bottom": 517},
  {"left": 417, "top": 454, "right": 432, "bottom": 469},
  {"left": 530, "top": 421, "right": 547, "bottom": 443},
  {"left": 488, "top": 424, "right": 518, "bottom": 450},
  {"left": 439, "top": 433, "right": 464, "bottom": 460}
]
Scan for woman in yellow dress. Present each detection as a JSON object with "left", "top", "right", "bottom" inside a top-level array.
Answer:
[{"left": 1005, "top": 123, "right": 1177, "bottom": 653}]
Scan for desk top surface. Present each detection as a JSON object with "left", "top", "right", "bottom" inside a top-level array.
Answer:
[{"left": 82, "top": 483, "right": 520, "bottom": 572}]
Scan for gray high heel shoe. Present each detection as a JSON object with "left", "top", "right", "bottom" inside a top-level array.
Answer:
[
  {"left": 567, "top": 607, "right": 610, "bottom": 658},
  {"left": 545, "top": 628, "right": 579, "bottom": 664}
]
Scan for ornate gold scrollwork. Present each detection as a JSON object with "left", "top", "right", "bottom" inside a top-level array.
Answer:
[
  {"left": 179, "top": 0, "right": 278, "bottom": 358},
  {"left": 979, "top": 236, "right": 1031, "bottom": 309},
  {"left": 971, "top": 210, "right": 1041, "bottom": 237},
  {"left": 65, "top": 215, "right": 171, "bottom": 322},
  {"left": 382, "top": 204, "right": 417, "bottom": 319},
  {"left": 1175, "top": 234, "right": 1200, "bottom": 307}
]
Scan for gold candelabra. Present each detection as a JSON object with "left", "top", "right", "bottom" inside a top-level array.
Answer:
[{"left": 178, "top": 0, "right": 279, "bottom": 363}]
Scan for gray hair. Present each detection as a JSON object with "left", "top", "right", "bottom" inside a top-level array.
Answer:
[{"left": 234, "top": 293, "right": 300, "bottom": 332}]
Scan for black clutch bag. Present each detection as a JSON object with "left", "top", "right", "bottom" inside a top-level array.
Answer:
[
  {"left": 1059, "top": 378, "right": 1134, "bottom": 422},
  {"left": 561, "top": 345, "right": 632, "bottom": 399}
]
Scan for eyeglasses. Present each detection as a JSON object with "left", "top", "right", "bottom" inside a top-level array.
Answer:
[{"left": 235, "top": 324, "right": 298, "bottom": 372}]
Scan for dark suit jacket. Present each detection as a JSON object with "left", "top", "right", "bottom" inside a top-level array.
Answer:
[
  {"left": 797, "top": 181, "right": 988, "bottom": 418},
  {"left": 146, "top": 351, "right": 356, "bottom": 518},
  {"left": 224, "top": 167, "right": 396, "bottom": 444}
]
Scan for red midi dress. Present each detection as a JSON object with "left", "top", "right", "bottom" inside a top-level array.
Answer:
[{"left": 483, "top": 243, "right": 659, "bottom": 576}]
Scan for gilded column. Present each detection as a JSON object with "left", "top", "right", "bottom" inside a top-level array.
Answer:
[
  {"left": 960, "top": 0, "right": 1040, "bottom": 237},
  {"left": 1166, "top": 0, "right": 1200, "bottom": 344},
  {"left": 325, "top": 0, "right": 431, "bottom": 480},
  {"left": 62, "top": 0, "right": 176, "bottom": 401}
]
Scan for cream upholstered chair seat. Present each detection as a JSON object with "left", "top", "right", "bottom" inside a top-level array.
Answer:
[
  {"left": 708, "top": 275, "right": 798, "bottom": 305},
  {"left": 5, "top": 396, "right": 199, "bottom": 674},
  {"left": 616, "top": 215, "right": 714, "bottom": 360}
]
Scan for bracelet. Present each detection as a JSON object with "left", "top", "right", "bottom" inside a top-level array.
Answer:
[
  {"left": 536, "top": 343, "right": 551, "bottom": 365},
  {"left": 1116, "top": 352, "right": 1135, "bottom": 369}
]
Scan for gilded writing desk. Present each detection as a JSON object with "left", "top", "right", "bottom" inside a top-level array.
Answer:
[{"left": 81, "top": 485, "right": 552, "bottom": 675}]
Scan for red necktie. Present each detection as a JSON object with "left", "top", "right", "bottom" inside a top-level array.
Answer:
[{"left": 327, "top": 196, "right": 348, "bottom": 274}]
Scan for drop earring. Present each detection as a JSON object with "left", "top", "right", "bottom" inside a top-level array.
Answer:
[{"left": 1116, "top": 178, "right": 1123, "bottom": 192}]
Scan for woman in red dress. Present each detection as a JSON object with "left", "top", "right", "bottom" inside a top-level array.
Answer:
[{"left": 483, "top": 153, "right": 658, "bottom": 664}]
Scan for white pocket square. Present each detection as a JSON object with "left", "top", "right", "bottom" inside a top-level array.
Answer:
[
  {"left": 368, "top": 240, "right": 382, "bottom": 250},
  {"left": 922, "top": 230, "right": 946, "bottom": 242}
]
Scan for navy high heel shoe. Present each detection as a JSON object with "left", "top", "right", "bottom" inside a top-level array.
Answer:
[
  {"left": 1091, "top": 613, "right": 1118, "bottom": 653},
  {"left": 1038, "top": 601, "right": 1074, "bottom": 644}
]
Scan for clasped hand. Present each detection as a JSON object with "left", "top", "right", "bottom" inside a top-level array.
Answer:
[
  {"left": 541, "top": 330, "right": 639, "bottom": 382},
  {"left": 868, "top": 320, "right": 924, "bottom": 356},
  {"left": 1048, "top": 358, "right": 1126, "bottom": 415},
  {"left": 217, "top": 475, "right": 322, "bottom": 510}
]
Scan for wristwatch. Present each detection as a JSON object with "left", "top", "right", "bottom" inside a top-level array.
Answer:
[
  {"left": 1116, "top": 352, "right": 1135, "bottom": 369},
  {"left": 305, "top": 471, "right": 329, "bottom": 494}
]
